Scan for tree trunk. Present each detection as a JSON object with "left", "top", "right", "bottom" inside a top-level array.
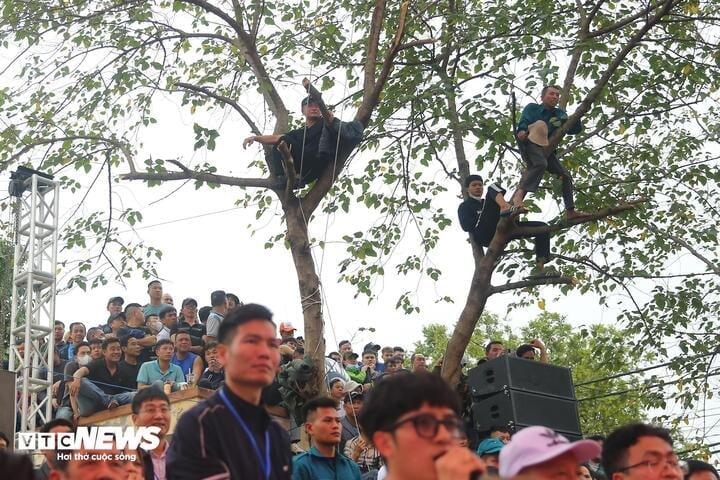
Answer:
[
  {"left": 282, "top": 197, "right": 325, "bottom": 395},
  {"left": 442, "top": 222, "right": 514, "bottom": 386}
]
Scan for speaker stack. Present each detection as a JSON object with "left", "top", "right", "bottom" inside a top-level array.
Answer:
[{"left": 467, "top": 355, "right": 582, "bottom": 440}]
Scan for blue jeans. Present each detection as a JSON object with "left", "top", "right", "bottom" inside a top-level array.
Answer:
[{"left": 77, "top": 379, "right": 135, "bottom": 416}]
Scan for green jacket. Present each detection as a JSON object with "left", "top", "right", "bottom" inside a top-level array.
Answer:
[
  {"left": 517, "top": 102, "right": 582, "bottom": 137},
  {"left": 292, "top": 446, "right": 362, "bottom": 480}
]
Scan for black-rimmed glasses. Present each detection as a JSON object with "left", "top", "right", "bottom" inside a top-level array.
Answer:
[{"left": 388, "top": 413, "right": 464, "bottom": 439}]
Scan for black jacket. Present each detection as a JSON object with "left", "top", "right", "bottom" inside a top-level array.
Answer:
[
  {"left": 167, "top": 386, "right": 292, "bottom": 480},
  {"left": 457, "top": 183, "right": 506, "bottom": 246}
]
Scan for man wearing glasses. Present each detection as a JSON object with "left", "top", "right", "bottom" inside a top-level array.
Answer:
[
  {"left": 602, "top": 423, "right": 683, "bottom": 480},
  {"left": 359, "top": 372, "right": 485, "bottom": 480},
  {"left": 132, "top": 387, "right": 172, "bottom": 480}
]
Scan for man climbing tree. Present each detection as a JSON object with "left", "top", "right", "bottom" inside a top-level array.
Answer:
[
  {"left": 243, "top": 95, "right": 364, "bottom": 188},
  {"left": 458, "top": 174, "right": 557, "bottom": 279},
  {"left": 511, "top": 85, "right": 591, "bottom": 220}
]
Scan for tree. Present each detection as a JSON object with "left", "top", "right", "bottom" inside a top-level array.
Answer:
[
  {"left": 413, "top": 311, "right": 657, "bottom": 435},
  {"left": 322, "top": 0, "right": 720, "bottom": 413},
  {"left": 0, "top": 0, "right": 429, "bottom": 392}
]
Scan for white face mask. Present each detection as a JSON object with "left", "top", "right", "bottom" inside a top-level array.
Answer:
[{"left": 77, "top": 355, "right": 91, "bottom": 366}]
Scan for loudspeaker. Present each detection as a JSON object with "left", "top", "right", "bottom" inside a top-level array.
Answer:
[
  {"left": 467, "top": 356, "right": 575, "bottom": 400},
  {"left": 472, "top": 388, "right": 582, "bottom": 440}
]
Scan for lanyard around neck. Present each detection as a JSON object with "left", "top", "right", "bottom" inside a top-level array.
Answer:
[{"left": 218, "top": 388, "right": 271, "bottom": 480}]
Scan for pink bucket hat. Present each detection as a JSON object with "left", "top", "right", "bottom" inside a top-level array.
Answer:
[{"left": 499, "top": 426, "right": 601, "bottom": 477}]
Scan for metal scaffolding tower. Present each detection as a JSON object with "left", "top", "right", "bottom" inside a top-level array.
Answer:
[{"left": 8, "top": 167, "right": 59, "bottom": 433}]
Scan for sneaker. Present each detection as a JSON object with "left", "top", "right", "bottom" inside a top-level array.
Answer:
[{"left": 526, "top": 266, "right": 561, "bottom": 279}]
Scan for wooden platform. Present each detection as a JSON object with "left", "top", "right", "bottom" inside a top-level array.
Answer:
[{"left": 78, "top": 386, "right": 215, "bottom": 434}]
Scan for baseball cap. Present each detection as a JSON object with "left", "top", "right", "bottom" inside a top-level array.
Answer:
[
  {"left": 181, "top": 298, "right": 198, "bottom": 308},
  {"left": 499, "top": 426, "right": 601, "bottom": 478},
  {"left": 279, "top": 322, "right": 297, "bottom": 334},
  {"left": 343, "top": 351, "right": 359, "bottom": 360},
  {"left": 344, "top": 384, "right": 363, "bottom": 398},
  {"left": 477, "top": 437, "right": 505, "bottom": 456},
  {"left": 363, "top": 342, "right": 381, "bottom": 353},
  {"left": 107, "top": 296, "right": 124, "bottom": 306},
  {"left": 107, "top": 312, "right": 126, "bottom": 325}
]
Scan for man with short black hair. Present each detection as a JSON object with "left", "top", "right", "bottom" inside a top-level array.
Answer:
[
  {"left": 511, "top": 85, "right": 590, "bottom": 220},
  {"left": 410, "top": 353, "right": 427, "bottom": 373},
  {"left": 120, "top": 335, "right": 142, "bottom": 382},
  {"left": 132, "top": 388, "right": 172, "bottom": 480},
  {"left": 340, "top": 392, "right": 363, "bottom": 453},
  {"left": 171, "top": 330, "right": 203, "bottom": 383},
  {"left": 156, "top": 306, "right": 177, "bottom": 341},
  {"left": 35, "top": 418, "right": 74, "bottom": 480},
  {"left": 292, "top": 397, "right": 362, "bottom": 480},
  {"left": 483, "top": 341, "right": 504, "bottom": 363},
  {"left": 88, "top": 338, "right": 103, "bottom": 360},
  {"left": 59, "top": 322, "right": 86, "bottom": 361},
  {"left": 167, "top": 303, "right": 292, "bottom": 479},
  {"left": 685, "top": 460, "right": 719, "bottom": 480},
  {"left": 55, "top": 342, "right": 91, "bottom": 420},
  {"left": 602, "top": 423, "right": 682, "bottom": 480},
  {"left": 516, "top": 339, "right": 548, "bottom": 363},
  {"left": 53, "top": 321, "right": 66, "bottom": 351},
  {"left": 137, "top": 339, "right": 184, "bottom": 391},
  {"left": 68, "top": 338, "right": 135, "bottom": 417},
  {"left": 359, "top": 372, "right": 485, "bottom": 480},
  {"left": 125, "top": 305, "right": 157, "bottom": 364},
  {"left": 204, "top": 290, "right": 228, "bottom": 343},
  {"left": 458, "top": 174, "right": 556, "bottom": 279},
  {"left": 198, "top": 341, "right": 225, "bottom": 390},
  {"left": 339, "top": 340, "right": 353, "bottom": 355},
  {"left": 227, "top": 293, "right": 241, "bottom": 309},
  {"left": 143, "top": 280, "right": 164, "bottom": 317}
]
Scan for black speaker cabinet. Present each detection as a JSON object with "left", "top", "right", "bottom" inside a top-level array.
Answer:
[
  {"left": 472, "top": 388, "right": 582, "bottom": 440},
  {"left": 467, "top": 356, "right": 575, "bottom": 400}
]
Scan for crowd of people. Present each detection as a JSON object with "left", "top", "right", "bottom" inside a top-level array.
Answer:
[{"left": 2, "top": 285, "right": 718, "bottom": 480}]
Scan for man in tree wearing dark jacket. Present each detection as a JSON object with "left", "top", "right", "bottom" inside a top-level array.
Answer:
[
  {"left": 458, "top": 174, "right": 558, "bottom": 278},
  {"left": 243, "top": 96, "right": 364, "bottom": 187}
]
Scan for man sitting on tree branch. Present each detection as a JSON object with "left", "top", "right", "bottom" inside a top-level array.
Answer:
[
  {"left": 243, "top": 96, "right": 364, "bottom": 188},
  {"left": 511, "top": 85, "right": 591, "bottom": 220},
  {"left": 458, "top": 174, "right": 558, "bottom": 279}
]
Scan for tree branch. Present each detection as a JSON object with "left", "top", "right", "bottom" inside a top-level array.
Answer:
[
  {"left": 489, "top": 276, "right": 576, "bottom": 295},
  {"left": 121, "top": 164, "right": 274, "bottom": 189},
  {"left": 547, "top": 0, "right": 681, "bottom": 152},
  {"left": 176, "top": 82, "right": 262, "bottom": 135},
  {"left": 511, "top": 199, "right": 645, "bottom": 237}
]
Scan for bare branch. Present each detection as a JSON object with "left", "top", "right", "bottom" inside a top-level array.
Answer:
[
  {"left": 489, "top": 276, "right": 576, "bottom": 295},
  {"left": 647, "top": 226, "right": 720, "bottom": 275},
  {"left": 176, "top": 82, "right": 262, "bottom": 135},
  {"left": 121, "top": 166, "right": 274, "bottom": 189}
]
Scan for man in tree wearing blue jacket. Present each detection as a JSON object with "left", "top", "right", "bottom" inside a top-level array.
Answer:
[
  {"left": 511, "top": 85, "right": 591, "bottom": 220},
  {"left": 293, "top": 396, "right": 362, "bottom": 480}
]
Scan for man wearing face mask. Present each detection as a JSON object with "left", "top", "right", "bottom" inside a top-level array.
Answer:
[{"left": 56, "top": 342, "right": 91, "bottom": 421}]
